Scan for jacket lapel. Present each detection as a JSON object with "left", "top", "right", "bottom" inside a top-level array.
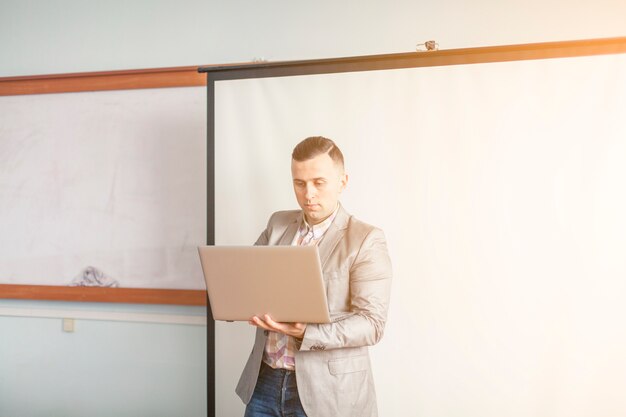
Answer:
[
  {"left": 278, "top": 213, "right": 301, "bottom": 246},
  {"left": 318, "top": 205, "right": 350, "bottom": 268}
]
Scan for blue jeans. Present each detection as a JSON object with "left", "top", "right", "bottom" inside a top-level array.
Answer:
[{"left": 244, "top": 362, "right": 308, "bottom": 417}]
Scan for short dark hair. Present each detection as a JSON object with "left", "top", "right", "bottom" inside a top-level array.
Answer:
[{"left": 292, "top": 136, "right": 344, "bottom": 169}]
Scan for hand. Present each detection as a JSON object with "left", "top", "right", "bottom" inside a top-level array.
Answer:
[{"left": 248, "top": 314, "right": 307, "bottom": 339}]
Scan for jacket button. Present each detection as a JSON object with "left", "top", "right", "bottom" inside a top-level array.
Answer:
[{"left": 263, "top": 330, "right": 269, "bottom": 336}]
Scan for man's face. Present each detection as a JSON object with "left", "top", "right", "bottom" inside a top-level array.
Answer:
[{"left": 291, "top": 152, "right": 348, "bottom": 225}]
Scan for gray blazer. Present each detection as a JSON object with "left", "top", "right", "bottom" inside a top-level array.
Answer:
[{"left": 236, "top": 205, "right": 393, "bottom": 417}]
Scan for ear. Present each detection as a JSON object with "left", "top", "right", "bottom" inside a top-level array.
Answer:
[{"left": 339, "top": 173, "right": 348, "bottom": 192}]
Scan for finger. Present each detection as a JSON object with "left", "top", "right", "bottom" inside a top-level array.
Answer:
[
  {"left": 263, "top": 315, "right": 290, "bottom": 333},
  {"left": 250, "top": 316, "right": 271, "bottom": 331},
  {"left": 263, "top": 314, "right": 279, "bottom": 327}
]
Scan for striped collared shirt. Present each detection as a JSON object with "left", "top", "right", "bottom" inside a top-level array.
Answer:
[{"left": 262, "top": 206, "right": 339, "bottom": 370}]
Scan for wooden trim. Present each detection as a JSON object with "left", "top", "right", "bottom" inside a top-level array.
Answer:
[
  {"left": 0, "top": 65, "right": 207, "bottom": 96},
  {"left": 205, "top": 37, "right": 626, "bottom": 72},
  {"left": 0, "top": 284, "right": 207, "bottom": 306},
  {"left": 201, "top": 37, "right": 626, "bottom": 81}
]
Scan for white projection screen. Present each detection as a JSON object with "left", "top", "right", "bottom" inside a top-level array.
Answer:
[{"left": 204, "top": 39, "right": 626, "bottom": 417}]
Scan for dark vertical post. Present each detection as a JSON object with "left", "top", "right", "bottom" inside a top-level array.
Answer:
[{"left": 206, "top": 73, "right": 216, "bottom": 417}]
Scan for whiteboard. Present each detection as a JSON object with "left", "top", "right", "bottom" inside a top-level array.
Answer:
[
  {"left": 0, "top": 87, "right": 207, "bottom": 289},
  {"left": 212, "top": 52, "right": 626, "bottom": 416}
]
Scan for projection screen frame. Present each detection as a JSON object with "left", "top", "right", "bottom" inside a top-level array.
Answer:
[{"left": 198, "top": 36, "right": 626, "bottom": 417}]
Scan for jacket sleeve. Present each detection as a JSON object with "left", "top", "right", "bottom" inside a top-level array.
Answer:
[
  {"left": 299, "top": 227, "right": 393, "bottom": 351},
  {"left": 254, "top": 213, "right": 275, "bottom": 246}
]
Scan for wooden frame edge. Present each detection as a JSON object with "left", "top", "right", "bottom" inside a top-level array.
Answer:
[
  {"left": 0, "top": 284, "right": 207, "bottom": 306},
  {"left": 0, "top": 65, "right": 207, "bottom": 96},
  {"left": 200, "top": 37, "right": 626, "bottom": 76}
]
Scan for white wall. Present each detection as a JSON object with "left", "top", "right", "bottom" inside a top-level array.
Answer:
[
  {"left": 0, "top": 300, "right": 207, "bottom": 417},
  {"left": 0, "top": 84, "right": 208, "bottom": 415},
  {"left": 1, "top": 0, "right": 626, "bottom": 77}
]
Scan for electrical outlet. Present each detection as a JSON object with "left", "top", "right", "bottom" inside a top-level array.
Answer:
[{"left": 62, "top": 318, "right": 75, "bottom": 333}]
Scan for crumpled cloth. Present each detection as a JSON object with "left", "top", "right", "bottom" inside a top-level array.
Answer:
[{"left": 70, "top": 266, "right": 119, "bottom": 287}]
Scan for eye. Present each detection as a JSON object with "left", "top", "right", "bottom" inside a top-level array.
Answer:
[{"left": 314, "top": 180, "right": 326, "bottom": 186}]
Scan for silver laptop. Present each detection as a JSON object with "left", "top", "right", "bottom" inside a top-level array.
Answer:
[{"left": 197, "top": 246, "right": 331, "bottom": 323}]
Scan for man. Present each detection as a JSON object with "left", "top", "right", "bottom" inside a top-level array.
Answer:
[{"left": 236, "top": 136, "right": 392, "bottom": 417}]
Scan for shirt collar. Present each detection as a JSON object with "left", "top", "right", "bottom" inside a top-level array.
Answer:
[{"left": 299, "top": 204, "right": 340, "bottom": 240}]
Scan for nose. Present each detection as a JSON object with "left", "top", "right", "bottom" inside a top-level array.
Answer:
[{"left": 305, "top": 183, "right": 316, "bottom": 200}]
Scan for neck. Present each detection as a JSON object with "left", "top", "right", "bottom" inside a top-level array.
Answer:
[{"left": 304, "top": 203, "right": 339, "bottom": 226}]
